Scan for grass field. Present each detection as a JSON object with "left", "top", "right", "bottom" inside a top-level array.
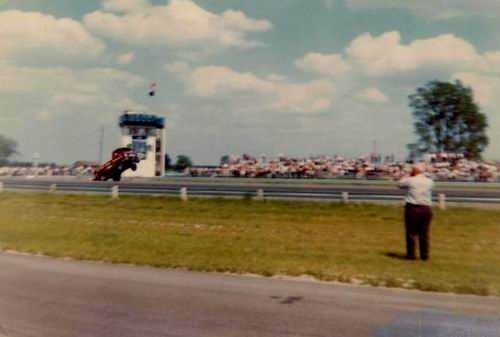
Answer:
[{"left": 0, "top": 192, "right": 499, "bottom": 296}]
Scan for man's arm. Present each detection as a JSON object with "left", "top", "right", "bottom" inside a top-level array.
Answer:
[{"left": 398, "top": 177, "right": 410, "bottom": 189}]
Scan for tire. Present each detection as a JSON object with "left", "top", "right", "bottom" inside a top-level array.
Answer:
[
  {"left": 112, "top": 174, "right": 121, "bottom": 182},
  {"left": 131, "top": 164, "right": 137, "bottom": 171}
]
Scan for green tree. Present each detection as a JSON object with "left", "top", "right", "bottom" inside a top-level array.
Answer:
[
  {"left": 408, "top": 80, "right": 489, "bottom": 160},
  {"left": 0, "top": 134, "right": 17, "bottom": 165},
  {"left": 164, "top": 154, "right": 172, "bottom": 170},
  {"left": 219, "top": 155, "right": 230, "bottom": 166},
  {"left": 175, "top": 155, "right": 193, "bottom": 171}
]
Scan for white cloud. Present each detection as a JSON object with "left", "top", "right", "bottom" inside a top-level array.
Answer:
[
  {"left": 356, "top": 87, "right": 389, "bottom": 103},
  {"left": 0, "top": 10, "right": 105, "bottom": 64},
  {"left": 116, "top": 52, "right": 135, "bottom": 65},
  {"left": 274, "top": 80, "right": 335, "bottom": 113},
  {"left": 345, "top": 0, "right": 500, "bottom": 19},
  {"left": 295, "top": 31, "right": 492, "bottom": 77},
  {"left": 84, "top": 0, "right": 272, "bottom": 53},
  {"left": 480, "top": 52, "right": 500, "bottom": 74},
  {"left": 0, "top": 62, "right": 148, "bottom": 162},
  {"left": 453, "top": 72, "right": 500, "bottom": 107},
  {"left": 185, "top": 66, "right": 275, "bottom": 97},
  {"left": 0, "top": 63, "right": 146, "bottom": 117},
  {"left": 266, "top": 74, "right": 287, "bottom": 82},
  {"left": 297, "top": 32, "right": 498, "bottom": 78},
  {"left": 295, "top": 53, "right": 351, "bottom": 77},
  {"left": 165, "top": 64, "right": 335, "bottom": 113},
  {"left": 346, "top": 31, "right": 479, "bottom": 76},
  {"left": 221, "top": 9, "right": 272, "bottom": 33}
]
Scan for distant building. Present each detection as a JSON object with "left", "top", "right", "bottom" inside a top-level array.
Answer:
[{"left": 119, "top": 111, "right": 165, "bottom": 177}]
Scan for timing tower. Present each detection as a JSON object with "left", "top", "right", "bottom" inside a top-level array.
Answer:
[{"left": 119, "top": 111, "right": 165, "bottom": 177}]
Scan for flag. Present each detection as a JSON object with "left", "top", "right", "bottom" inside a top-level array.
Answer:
[{"left": 149, "top": 83, "right": 157, "bottom": 96}]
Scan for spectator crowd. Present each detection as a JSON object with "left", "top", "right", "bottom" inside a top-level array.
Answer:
[
  {"left": 0, "top": 162, "right": 97, "bottom": 177},
  {"left": 1, "top": 153, "right": 499, "bottom": 182},
  {"left": 189, "top": 153, "right": 500, "bottom": 182}
]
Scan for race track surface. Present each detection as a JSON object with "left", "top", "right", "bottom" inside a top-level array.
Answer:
[
  {"left": 2, "top": 177, "right": 500, "bottom": 203},
  {"left": 0, "top": 253, "right": 499, "bottom": 337}
]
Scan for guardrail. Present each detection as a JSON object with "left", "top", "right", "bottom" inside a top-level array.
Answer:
[{"left": 2, "top": 179, "right": 500, "bottom": 206}]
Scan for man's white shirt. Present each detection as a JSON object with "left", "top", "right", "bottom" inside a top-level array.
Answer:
[{"left": 399, "top": 174, "right": 434, "bottom": 206}]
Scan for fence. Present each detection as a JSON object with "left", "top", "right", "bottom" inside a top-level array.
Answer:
[{"left": 2, "top": 179, "right": 500, "bottom": 207}]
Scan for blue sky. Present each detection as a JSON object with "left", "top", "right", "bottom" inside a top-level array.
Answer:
[{"left": 2, "top": 0, "right": 500, "bottom": 164}]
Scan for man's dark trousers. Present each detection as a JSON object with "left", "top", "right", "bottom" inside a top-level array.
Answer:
[{"left": 404, "top": 203, "right": 433, "bottom": 260}]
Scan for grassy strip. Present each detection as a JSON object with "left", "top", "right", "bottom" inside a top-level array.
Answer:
[{"left": 0, "top": 192, "right": 499, "bottom": 296}]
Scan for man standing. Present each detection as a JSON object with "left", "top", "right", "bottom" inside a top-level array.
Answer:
[{"left": 399, "top": 163, "right": 434, "bottom": 261}]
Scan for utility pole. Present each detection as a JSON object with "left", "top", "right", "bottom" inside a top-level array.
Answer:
[
  {"left": 98, "top": 126, "right": 104, "bottom": 164},
  {"left": 371, "top": 140, "right": 378, "bottom": 163},
  {"left": 33, "top": 152, "right": 40, "bottom": 176}
]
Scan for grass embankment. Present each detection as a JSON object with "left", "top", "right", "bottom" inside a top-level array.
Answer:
[{"left": 0, "top": 193, "right": 499, "bottom": 296}]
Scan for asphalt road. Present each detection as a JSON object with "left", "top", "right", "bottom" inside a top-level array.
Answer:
[
  {"left": 1, "top": 253, "right": 499, "bottom": 337},
  {"left": 3, "top": 177, "right": 500, "bottom": 203}
]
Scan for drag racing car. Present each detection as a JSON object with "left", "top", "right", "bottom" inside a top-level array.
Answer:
[{"left": 93, "top": 147, "right": 140, "bottom": 182}]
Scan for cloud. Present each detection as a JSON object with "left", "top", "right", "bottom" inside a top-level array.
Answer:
[
  {"left": 183, "top": 66, "right": 275, "bottom": 97},
  {"left": 266, "top": 74, "right": 287, "bottom": 82},
  {"left": 346, "top": 31, "right": 479, "bottom": 76},
  {"left": 0, "top": 63, "right": 146, "bottom": 115},
  {"left": 453, "top": 72, "right": 500, "bottom": 107},
  {"left": 356, "top": 88, "right": 389, "bottom": 103},
  {"left": 295, "top": 52, "right": 351, "bottom": 77},
  {"left": 345, "top": 0, "right": 500, "bottom": 19},
  {"left": 297, "top": 31, "right": 500, "bottom": 78},
  {"left": 0, "top": 60, "right": 149, "bottom": 163},
  {"left": 84, "top": 0, "right": 272, "bottom": 53},
  {"left": 165, "top": 63, "right": 335, "bottom": 113},
  {"left": 0, "top": 10, "right": 105, "bottom": 64},
  {"left": 273, "top": 80, "right": 335, "bottom": 113},
  {"left": 116, "top": 52, "right": 135, "bottom": 65},
  {"left": 480, "top": 52, "right": 500, "bottom": 74}
]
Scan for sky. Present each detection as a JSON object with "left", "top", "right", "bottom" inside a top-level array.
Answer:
[{"left": 2, "top": 0, "right": 500, "bottom": 164}]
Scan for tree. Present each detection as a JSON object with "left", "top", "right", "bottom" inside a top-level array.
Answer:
[
  {"left": 175, "top": 155, "right": 193, "bottom": 171},
  {"left": 220, "top": 155, "right": 230, "bottom": 166},
  {"left": 0, "top": 134, "right": 17, "bottom": 165},
  {"left": 408, "top": 80, "right": 489, "bottom": 160},
  {"left": 164, "top": 154, "right": 172, "bottom": 170}
]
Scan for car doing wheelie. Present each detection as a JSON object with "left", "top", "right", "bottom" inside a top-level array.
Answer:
[{"left": 93, "top": 147, "right": 140, "bottom": 182}]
